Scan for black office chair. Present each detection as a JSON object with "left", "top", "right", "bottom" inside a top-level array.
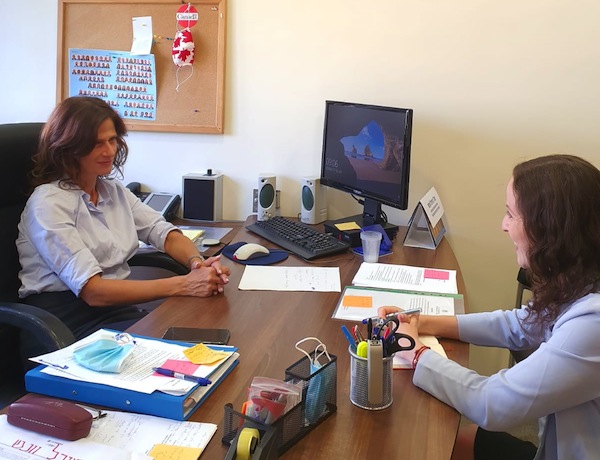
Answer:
[
  {"left": 0, "top": 123, "right": 188, "bottom": 408},
  {"left": 508, "top": 267, "right": 536, "bottom": 366}
]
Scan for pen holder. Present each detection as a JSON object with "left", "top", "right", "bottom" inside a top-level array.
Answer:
[
  {"left": 349, "top": 345, "right": 393, "bottom": 410},
  {"left": 222, "top": 351, "right": 337, "bottom": 456}
]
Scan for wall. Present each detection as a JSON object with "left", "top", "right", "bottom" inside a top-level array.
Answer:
[{"left": 3, "top": 0, "right": 600, "bottom": 375}]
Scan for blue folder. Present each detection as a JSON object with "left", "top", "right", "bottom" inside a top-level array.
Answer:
[{"left": 25, "top": 337, "right": 239, "bottom": 421}]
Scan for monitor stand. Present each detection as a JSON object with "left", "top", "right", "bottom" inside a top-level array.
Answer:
[{"left": 323, "top": 214, "right": 399, "bottom": 248}]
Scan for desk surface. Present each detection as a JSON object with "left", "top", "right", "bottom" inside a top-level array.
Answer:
[{"left": 128, "top": 216, "right": 468, "bottom": 460}]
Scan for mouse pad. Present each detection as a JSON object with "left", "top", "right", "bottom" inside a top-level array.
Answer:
[{"left": 221, "top": 241, "right": 289, "bottom": 265}]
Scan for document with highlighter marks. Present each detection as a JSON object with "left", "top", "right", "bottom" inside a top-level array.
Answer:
[{"left": 352, "top": 262, "right": 458, "bottom": 295}]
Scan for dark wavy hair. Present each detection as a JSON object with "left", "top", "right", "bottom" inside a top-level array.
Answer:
[
  {"left": 31, "top": 96, "right": 128, "bottom": 188},
  {"left": 513, "top": 154, "right": 600, "bottom": 325}
]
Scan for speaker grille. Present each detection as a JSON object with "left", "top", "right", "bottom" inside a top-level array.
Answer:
[
  {"left": 302, "top": 185, "right": 314, "bottom": 211},
  {"left": 259, "top": 183, "right": 275, "bottom": 207}
]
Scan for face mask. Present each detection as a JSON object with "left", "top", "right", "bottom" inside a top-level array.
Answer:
[
  {"left": 295, "top": 337, "right": 334, "bottom": 425},
  {"left": 73, "top": 333, "right": 136, "bottom": 373},
  {"left": 172, "top": 28, "right": 195, "bottom": 91}
]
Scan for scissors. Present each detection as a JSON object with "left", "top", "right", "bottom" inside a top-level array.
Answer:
[{"left": 384, "top": 332, "right": 416, "bottom": 356}]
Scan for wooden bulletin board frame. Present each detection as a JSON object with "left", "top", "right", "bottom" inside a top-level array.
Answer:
[{"left": 57, "top": 0, "right": 227, "bottom": 133}]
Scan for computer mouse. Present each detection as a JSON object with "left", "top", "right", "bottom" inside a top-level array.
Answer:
[{"left": 233, "top": 243, "right": 270, "bottom": 261}]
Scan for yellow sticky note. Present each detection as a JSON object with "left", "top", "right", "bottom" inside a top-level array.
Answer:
[
  {"left": 184, "top": 342, "right": 230, "bottom": 365},
  {"left": 342, "top": 295, "right": 373, "bottom": 308},
  {"left": 335, "top": 221, "right": 361, "bottom": 231},
  {"left": 149, "top": 444, "right": 202, "bottom": 460},
  {"left": 180, "top": 228, "right": 205, "bottom": 242}
]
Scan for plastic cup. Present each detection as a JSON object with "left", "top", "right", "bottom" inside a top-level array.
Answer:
[{"left": 360, "top": 231, "right": 382, "bottom": 263}]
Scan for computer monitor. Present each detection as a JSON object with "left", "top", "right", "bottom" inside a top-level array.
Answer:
[{"left": 319, "top": 100, "right": 413, "bottom": 227}]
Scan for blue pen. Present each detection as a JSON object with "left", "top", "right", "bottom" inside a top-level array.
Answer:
[
  {"left": 153, "top": 367, "right": 212, "bottom": 386},
  {"left": 341, "top": 325, "right": 357, "bottom": 351}
]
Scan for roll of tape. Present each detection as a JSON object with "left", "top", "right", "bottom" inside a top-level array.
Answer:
[{"left": 236, "top": 427, "right": 260, "bottom": 460}]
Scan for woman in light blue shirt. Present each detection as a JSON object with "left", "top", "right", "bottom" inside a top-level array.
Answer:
[
  {"left": 17, "top": 97, "right": 230, "bottom": 339},
  {"left": 381, "top": 155, "right": 600, "bottom": 460}
]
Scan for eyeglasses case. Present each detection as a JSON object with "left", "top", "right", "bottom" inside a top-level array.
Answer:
[{"left": 7, "top": 396, "right": 93, "bottom": 441}]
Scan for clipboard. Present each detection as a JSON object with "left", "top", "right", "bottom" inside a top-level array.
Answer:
[{"left": 331, "top": 285, "right": 463, "bottom": 323}]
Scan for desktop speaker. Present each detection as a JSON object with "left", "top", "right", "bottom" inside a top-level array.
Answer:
[
  {"left": 300, "top": 177, "right": 327, "bottom": 224},
  {"left": 258, "top": 174, "right": 276, "bottom": 221},
  {"left": 182, "top": 172, "right": 223, "bottom": 221}
]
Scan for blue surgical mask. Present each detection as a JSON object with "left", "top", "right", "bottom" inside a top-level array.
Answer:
[
  {"left": 295, "top": 338, "right": 334, "bottom": 425},
  {"left": 73, "top": 333, "right": 136, "bottom": 373}
]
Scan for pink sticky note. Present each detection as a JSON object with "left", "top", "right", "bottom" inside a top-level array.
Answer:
[
  {"left": 156, "top": 359, "right": 200, "bottom": 375},
  {"left": 424, "top": 269, "right": 449, "bottom": 281}
]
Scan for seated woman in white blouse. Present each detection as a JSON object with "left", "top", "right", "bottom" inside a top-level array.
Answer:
[{"left": 17, "top": 96, "right": 230, "bottom": 339}]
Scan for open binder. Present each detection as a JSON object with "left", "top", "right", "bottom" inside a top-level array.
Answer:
[{"left": 25, "top": 334, "right": 239, "bottom": 421}]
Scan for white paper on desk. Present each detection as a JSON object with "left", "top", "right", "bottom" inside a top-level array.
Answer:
[
  {"left": 30, "top": 329, "right": 234, "bottom": 395},
  {"left": 238, "top": 266, "right": 341, "bottom": 292},
  {"left": 0, "top": 415, "right": 150, "bottom": 460},
  {"left": 352, "top": 262, "right": 458, "bottom": 295},
  {"left": 332, "top": 286, "right": 457, "bottom": 322},
  {"left": 0, "top": 408, "right": 217, "bottom": 459},
  {"left": 88, "top": 410, "right": 217, "bottom": 455},
  {"left": 393, "top": 335, "right": 447, "bottom": 369}
]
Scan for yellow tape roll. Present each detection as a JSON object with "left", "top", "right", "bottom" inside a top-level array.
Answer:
[{"left": 236, "top": 427, "right": 260, "bottom": 460}]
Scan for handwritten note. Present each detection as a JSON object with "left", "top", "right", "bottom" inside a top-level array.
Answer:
[
  {"left": 183, "top": 343, "right": 230, "bottom": 365},
  {"left": 0, "top": 410, "right": 218, "bottom": 459},
  {"left": 149, "top": 445, "right": 202, "bottom": 460},
  {"left": 238, "top": 266, "right": 341, "bottom": 292}
]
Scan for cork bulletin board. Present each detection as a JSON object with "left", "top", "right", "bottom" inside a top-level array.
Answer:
[{"left": 57, "top": 0, "right": 227, "bottom": 133}]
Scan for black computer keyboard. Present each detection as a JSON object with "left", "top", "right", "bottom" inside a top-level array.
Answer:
[{"left": 245, "top": 216, "right": 350, "bottom": 260}]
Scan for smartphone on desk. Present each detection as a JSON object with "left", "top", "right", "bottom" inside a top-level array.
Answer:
[{"left": 162, "top": 327, "right": 231, "bottom": 345}]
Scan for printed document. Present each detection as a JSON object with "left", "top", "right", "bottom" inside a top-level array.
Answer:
[
  {"left": 332, "top": 286, "right": 460, "bottom": 322},
  {"left": 352, "top": 262, "right": 458, "bottom": 294}
]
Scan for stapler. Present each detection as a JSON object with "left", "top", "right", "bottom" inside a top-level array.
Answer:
[{"left": 224, "top": 421, "right": 279, "bottom": 460}]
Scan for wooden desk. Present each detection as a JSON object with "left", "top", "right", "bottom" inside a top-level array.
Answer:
[{"left": 127, "top": 216, "right": 468, "bottom": 460}]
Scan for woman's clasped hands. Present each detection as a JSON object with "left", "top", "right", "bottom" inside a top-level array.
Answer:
[{"left": 187, "top": 255, "right": 231, "bottom": 297}]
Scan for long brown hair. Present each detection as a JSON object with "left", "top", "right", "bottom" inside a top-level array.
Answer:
[
  {"left": 31, "top": 97, "right": 128, "bottom": 188},
  {"left": 513, "top": 154, "right": 600, "bottom": 324}
]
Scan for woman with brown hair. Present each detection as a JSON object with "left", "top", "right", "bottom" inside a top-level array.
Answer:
[
  {"left": 381, "top": 155, "right": 600, "bottom": 460},
  {"left": 17, "top": 96, "right": 230, "bottom": 339}
]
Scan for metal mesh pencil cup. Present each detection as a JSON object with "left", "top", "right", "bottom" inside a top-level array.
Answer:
[{"left": 349, "top": 345, "right": 393, "bottom": 410}]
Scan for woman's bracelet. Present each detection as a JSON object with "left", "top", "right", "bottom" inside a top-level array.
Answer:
[
  {"left": 412, "top": 345, "right": 431, "bottom": 369},
  {"left": 187, "top": 255, "right": 205, "bottom": 268}
]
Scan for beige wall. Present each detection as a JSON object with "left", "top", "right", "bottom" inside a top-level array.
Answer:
[{"left": 3, "top": 1, "right": 600, "bottom": 374}]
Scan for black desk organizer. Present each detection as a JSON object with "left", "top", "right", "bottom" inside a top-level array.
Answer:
[{"left": 222, "top": 351, "right": 337, "bottom": 456}]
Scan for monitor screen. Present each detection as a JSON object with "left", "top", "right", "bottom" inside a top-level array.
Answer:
[{"left": 319, "top": 100, "right": 413, "bottom": 224}]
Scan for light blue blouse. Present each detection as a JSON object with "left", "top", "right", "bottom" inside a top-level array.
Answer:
[
  {"left": 17, "top": 179, "right": 176, "bottom": 297},
  {"left": 414, "top": 295, "right": 600, "bottom": 460}
]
